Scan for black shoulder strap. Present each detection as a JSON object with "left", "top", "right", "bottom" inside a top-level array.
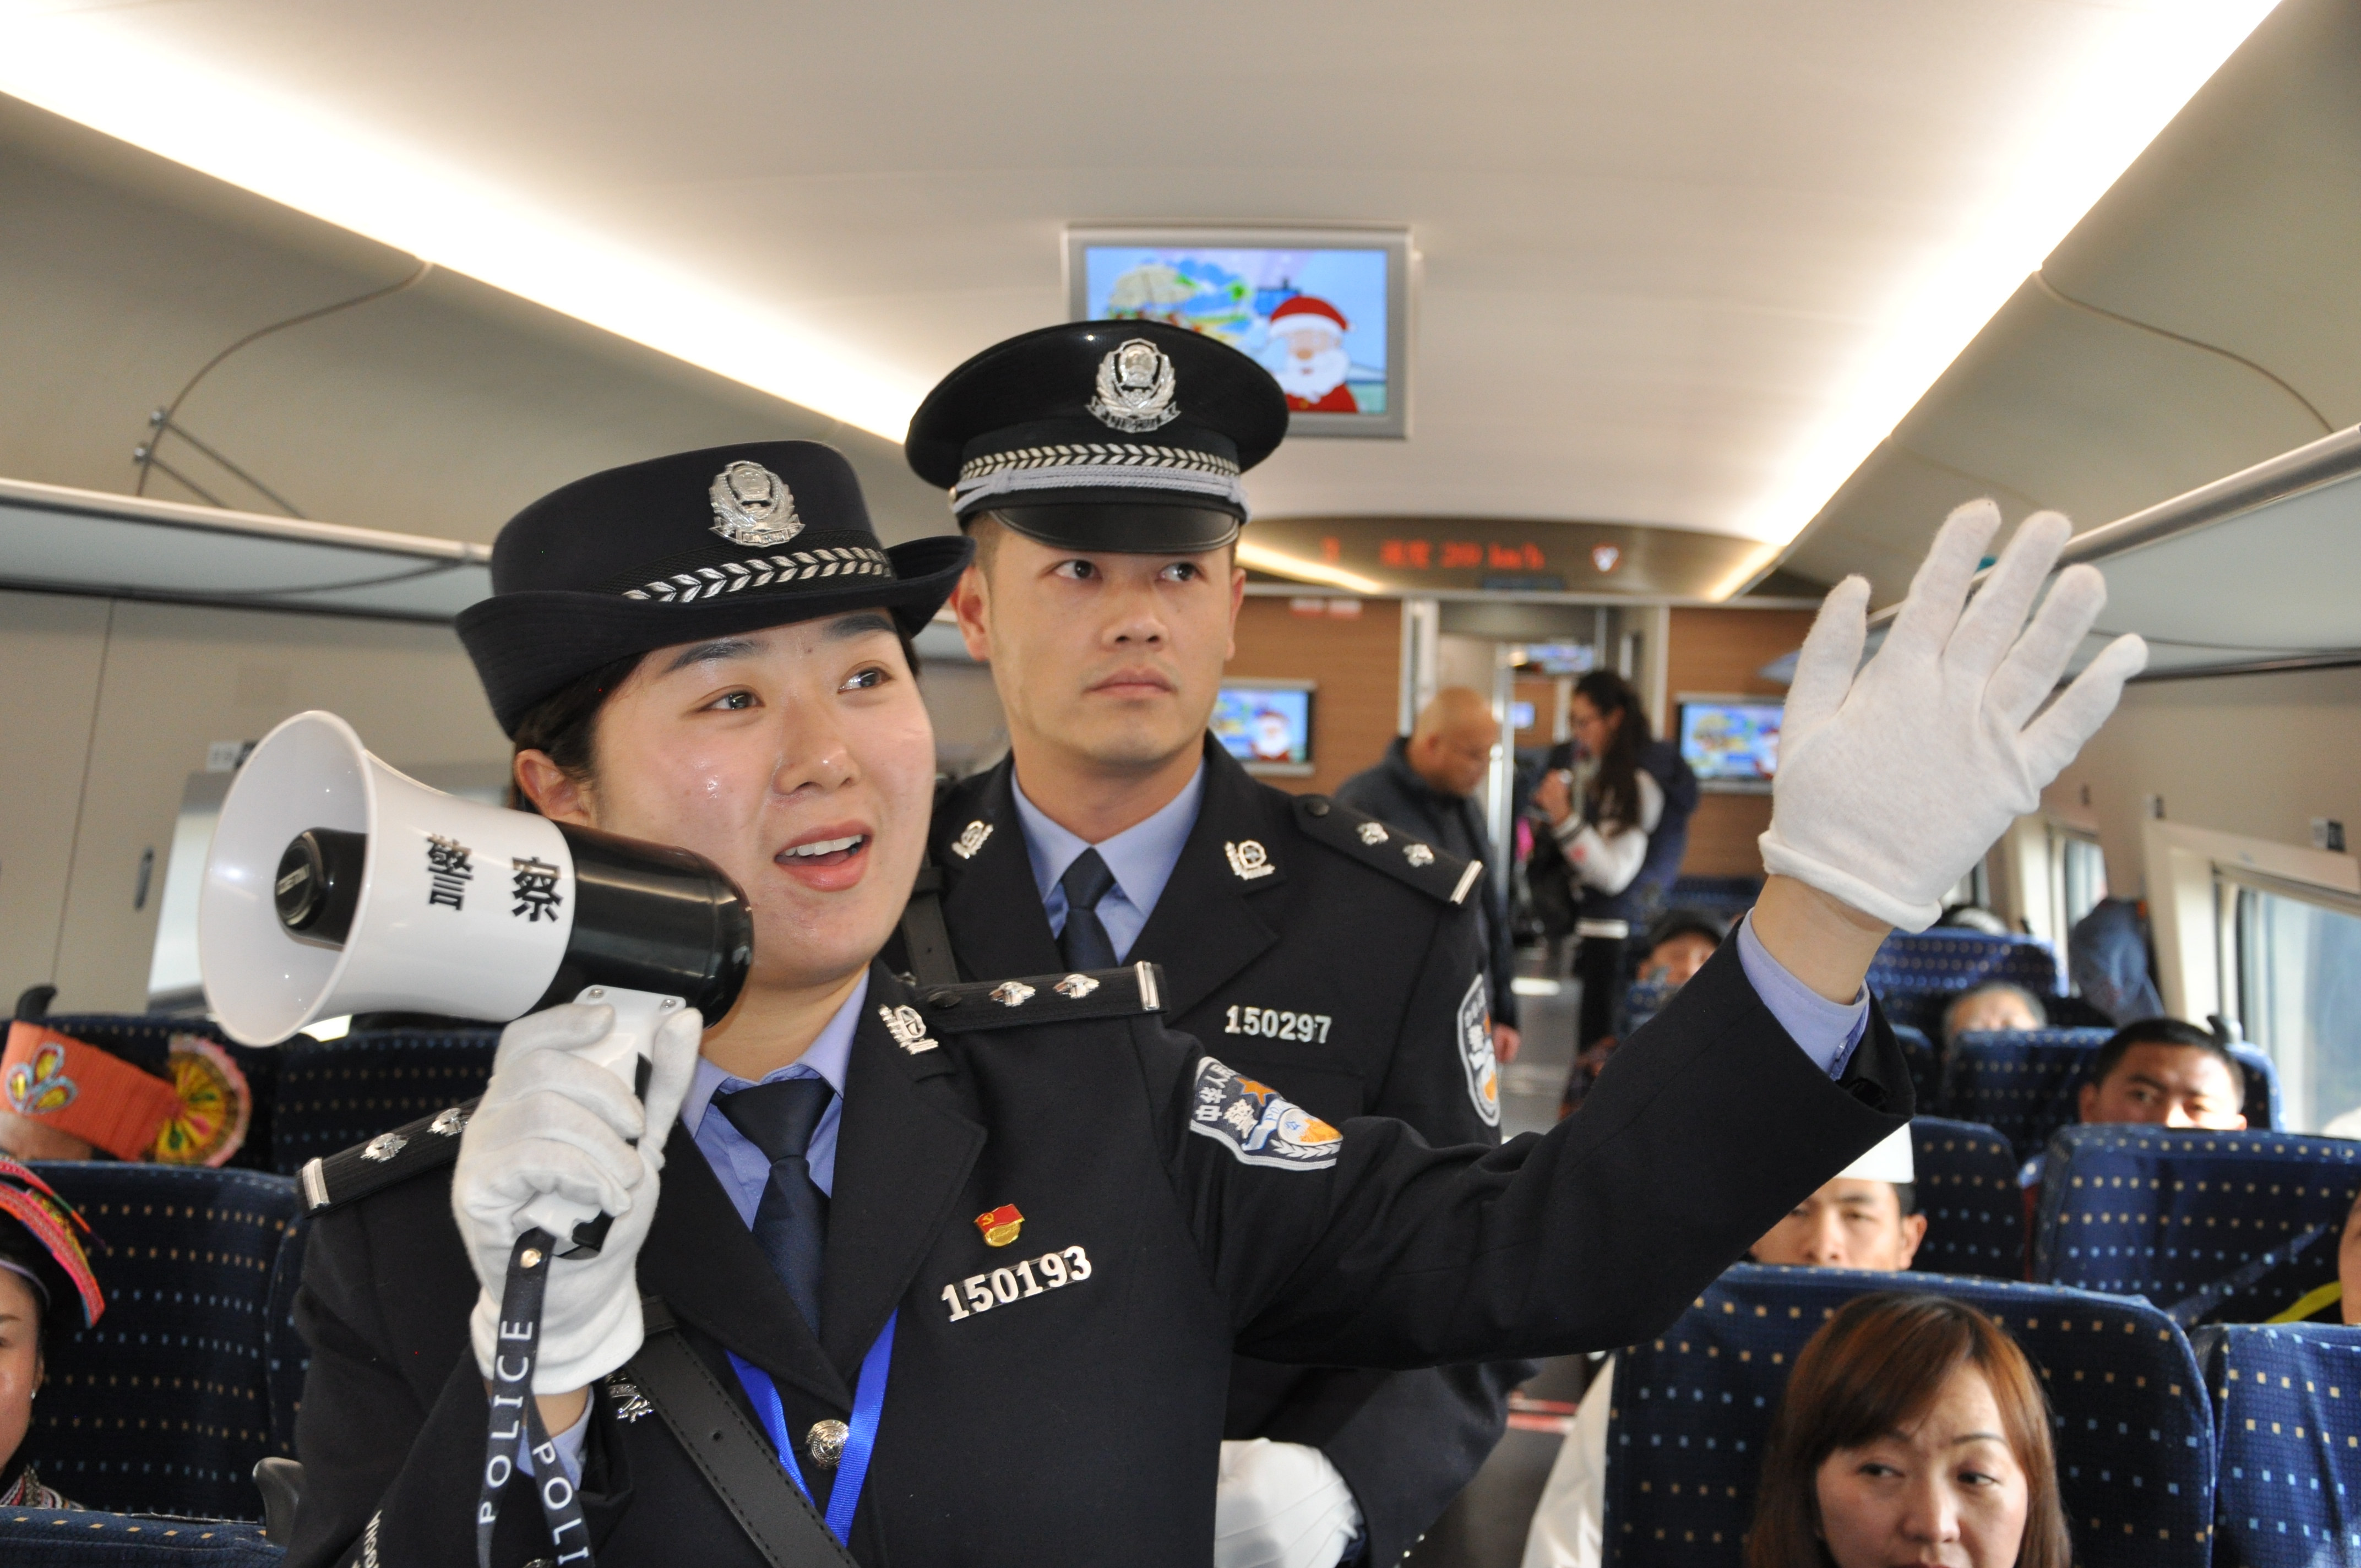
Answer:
[
  {"left": 298, "top": 1099, "right": 478, "bottom": 1213},
  {"left": 899, "top": 858, "right": 961, "bottom": 988},
  {"left": 623, "top": 1297, "right": 856, "bottom": 1567}
]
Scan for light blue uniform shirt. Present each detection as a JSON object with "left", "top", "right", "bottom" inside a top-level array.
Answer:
[
  {"left": 1734, "top": 911, "right": 1870, "bottom": 1078},
  {"left": 1010, "top": 763, "right": 1205, "bottom": 964}
]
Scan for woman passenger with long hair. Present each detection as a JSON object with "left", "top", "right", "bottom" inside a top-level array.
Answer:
[{"left": 1748, "top": 1292, "right": 2071, "bottom": 1568}]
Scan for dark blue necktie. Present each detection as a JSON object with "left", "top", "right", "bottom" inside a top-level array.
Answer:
[
  {"left": 716, "top": 1077, "right": 835, "bottom": 1337},
  {"left": 1058, "top": 848, "right": 1119, "bottom": 971}
]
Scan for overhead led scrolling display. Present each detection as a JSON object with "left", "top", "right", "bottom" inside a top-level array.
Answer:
[{"left": 1067, "top": 228, "right": 1411, "bottom": 439}]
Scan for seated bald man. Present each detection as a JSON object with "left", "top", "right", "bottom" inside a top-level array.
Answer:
[
  {"left": 1520, "top": 1126, "right": 1925, "bottom": 1568},
  {"left": 1335, "top": 688, "right": 1521, "bottom": 1060}
]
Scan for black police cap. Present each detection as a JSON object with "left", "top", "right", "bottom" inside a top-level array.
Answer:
[
  {"left": 905, "top": 320, "right": 1288, "bottom": 553},
  {"left": 455, "top": 441, "right": 970, "bottom": 737}
]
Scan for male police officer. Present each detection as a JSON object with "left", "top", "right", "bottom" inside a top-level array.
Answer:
[{"left": 898, "top": 322, "right": 1520, "bottom": 1566}]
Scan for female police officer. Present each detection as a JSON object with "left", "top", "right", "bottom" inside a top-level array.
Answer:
[{"left": 283, "top": 439, "right": 2142, "bottom": 1568}]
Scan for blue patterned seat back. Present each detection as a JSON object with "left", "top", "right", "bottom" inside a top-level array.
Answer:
[
  {"left": 1624, "top": 977, "right": 1677, "bottom": 1037},
  {"left": 1909, "top": 1117, "right": 2022, "bottom": 1278},
  {"left": 2201, "top": 1324, "right": 2361, "bottom": 1566},
  {"left": 267, "top": 1028, "right": 498, "bottom": 1175},
  {"left": 1893, "top": 1025, "right": 1939, "bottom": 1113},
  {"left": 1665, "top": 876, "right": 1759, "bottom": 925},
  {"left": 36, "top": 1015, "right": 277, "bottom": 1173},
  {"left": 2033, "top": 1127, "right": 2361, "bottom": 1325},
  {"left": 262, "top": 1215, "right": 311, "bottom": 1458},
  {"left": 20, "top": 1165, "right": 300, "bottom": 1520},
  {"left": 1866, "top": 930, "right": 2063, "bottom": 1037},
  {"left": 0, "top": 1509, "right": 280, "bottom": 1565},
  {"left": 1941, "top": 1028, "right": 2119, "bottom": 1153},
  {"left": 2228, "top": 1043, "right": 2284, "bottom": 1133},
  {"left": 1602, "top": 1264, "right": 2213, "bottom": 1567}
]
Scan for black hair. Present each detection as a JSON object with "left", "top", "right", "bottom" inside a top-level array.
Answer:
[
  {"left": 0, "top": 1217, "right": 68, "bottom": 1365},
  {"left": 2088, "top": 1016, "right": 2245, "bottom": 1101},
  {"left": 1892, "top": 1180, "right": 1917, "bottom": 1218},
  {"left": 505, "top": 631, "right": 923, "bottom": 813},
  {"left": 1641, "top": 907, "right": 1727, "bottom": 955},
  {"left": 1572, "top": 669, "right": 1652, "bottom": 834}
]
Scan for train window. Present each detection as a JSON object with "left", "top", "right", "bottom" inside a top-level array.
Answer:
[
  {"left": 2053, "top": 827, "right": 2108, "bottom": 934},
  {"left": 2228, "top": 880, "right": 2361, "bottom": 1133}
]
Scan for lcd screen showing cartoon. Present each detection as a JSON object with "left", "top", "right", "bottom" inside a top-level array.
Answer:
[
  {"left": 1677, "top": 698, "right": 1783, "bottom": 791},
  {"left": 1067, "top": 228, "right": 1410, "bottom": 437},
  {"left": 1212, "top": 684, "right": 1315, "bottom": 776}
]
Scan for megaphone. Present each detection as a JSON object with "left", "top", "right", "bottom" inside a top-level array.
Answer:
[{"left": 199, "top": 711, "right": 753, "bottom": 1244}]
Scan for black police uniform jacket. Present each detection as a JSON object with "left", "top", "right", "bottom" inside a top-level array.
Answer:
[
  {"left": 286, "top": 946, "right": 1908, "bottom": 1568},
  {"left": 912, "top": 740, "right": 1516, "bottom": 1562}
]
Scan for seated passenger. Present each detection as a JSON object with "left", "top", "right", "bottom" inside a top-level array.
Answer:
[
  {"left": 1521, "top": 1126, "right": 1922, "bottom": 1568},
  {"left": 1635, "top": 909, "right": 1727, "bottom": 989},
  {"left": 0, "top": 1158, "right": 105, "bottom": 1509},
  {"left": 2017, "top": 1017, "right": 2245, "bottom": 1189},
  {"left": 1940, "top": 982, "right": 2047, "bottom": 1057},
  {"left": 1748, "top": 1292, "right": 2070, "bottom": 1568}
]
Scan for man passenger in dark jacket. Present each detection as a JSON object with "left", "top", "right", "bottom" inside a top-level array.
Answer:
[{"left": 1336, "top": 688, "right": 1522, "bottom": 1061}]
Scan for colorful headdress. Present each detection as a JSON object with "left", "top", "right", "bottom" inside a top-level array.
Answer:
[
  {"left": 2, "top": 1020, "right": 251, "bottom": 1168},
  {"left": 0, "top": 1157, "right": 103, "bottom": 1329}
]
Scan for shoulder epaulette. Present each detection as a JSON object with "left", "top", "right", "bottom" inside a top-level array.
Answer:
[
  {"left": 1290, "top": 795, "right": 1484, "bottom": 906},
  {"left": 298, "top": 1099, "right": 477, "bottom": 1213},
  {"left": 913, "top": 962, "right": 1167, "bottom": 1032}
]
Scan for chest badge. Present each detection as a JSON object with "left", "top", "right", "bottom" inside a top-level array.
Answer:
[
  {"left": 975, "top": 1204, "right": 1025, "bottom": 1247},
  {"left": 1403, "top": 842, "right": 1435, "bottom": 868},
  {"left": 951, "top": 819, "right": 993, "bottom": 859},
  {"left": 880, "top": 1004, "right": 939, "bottom": 1054},
  {"left": 991, "top": 980, "right": 1036, "bottom": 1008},
  {"left": 708, "top": 460, "right": 803, "bottom": 547},
  {"left": 1087, "top": 337, "right": 1180, "bottom": 433},
  {"left": 1224, "top": 840, "right": 1276, "bottom": 881},
  {"left": 1357, "top": 821, "right": 1388, "bottom": 846}
]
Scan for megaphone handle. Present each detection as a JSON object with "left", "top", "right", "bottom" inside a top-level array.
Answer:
[{"left": 530, "top": 986, "right": 678, "bottom": 1260}]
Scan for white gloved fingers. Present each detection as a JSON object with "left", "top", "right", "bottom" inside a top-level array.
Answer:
[
  {"left": 469, "top": 1129, "right": 641, "bottom": 1220},
  {"left": 2019, "top": 633, "right": 2147, "bottom": 783},
  {"left": 1782, "top": 575, "right": 1870, "bottom": 749},
  {"left": 470, "top": 1095, "right": 646, "bottom": 1199},
  {"left": 494, "top": 1001, "right": 617, "bottom": 1069},
  {"left": 1984, "top": 562, "right": 2107, "bottom": 729},
  {"left": 1946, "top": 510, "right": 2072, "bottom": 682},
  {"left": 493, "top": 1043, "right": 648, "bottom": 1142},
  {"left": 1884, "top": 498, "right": 2001, "bottom": 662},
  {"left": 637, "top": 1005, "right": 705, "bottom": 1152}
]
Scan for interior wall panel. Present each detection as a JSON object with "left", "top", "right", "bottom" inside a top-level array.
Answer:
[
  {"left": 1228, "top": 598, "right": 1401, "bottom": 798},
  {"left": 1663, "top": 607, "right": 1813, "bottom": 880},
  {"left": 0, "top": 590, "right": 111, "bottom": 1003}
]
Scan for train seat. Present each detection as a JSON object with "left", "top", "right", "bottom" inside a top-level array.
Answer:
[
  {"left": 1601, "top": 1264, "right": 2213, "bottom": 1567},
  {"left": 1907, "top": 1117, "right": 2022, "bottom": 1278},
  {"left": 21, "top": 1164, "right": 301, "bottom": 1520},
  {"left": 2032, "top": 1126, "right": 2361, "bottom": 1325},
  {"left": 2201, "top": 1323, "right": 2361, "bottom": 1567},
  {"left": 1662, "top": 876, "right": 1760, "bottom": 926},
  {"left": 267, "top": 1027, "right": 498, "bottom": 1176},
  {"left": 1892, "top": 1024, "right": 1939, "bottom": 1113},
  {"left": 262, "top": 1217, "right": 311, "bottom": 1459},
  {"left": 0, "top": 1509, "right": 280, "bottom": 1565},
  {"left": 1945, "top": 1031, "right": 2283, "bottom": 1158},
  {"left": 1864, "top": 929, "right": 2065, "bottom": 1036}
]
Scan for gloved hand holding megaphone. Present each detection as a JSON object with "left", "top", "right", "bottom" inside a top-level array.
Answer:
[{"left": 199, "top": 710, "right": 752, "bottom": 1427}]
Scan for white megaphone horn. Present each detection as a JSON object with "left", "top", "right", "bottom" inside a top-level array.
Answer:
[{"left": 198, "top": 711, "right": 753, "bottom": 1246}]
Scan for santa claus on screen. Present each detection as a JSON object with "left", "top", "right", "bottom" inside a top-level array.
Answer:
[{"left": 1264, "top": 295, "right": 1359, "bottom": 413}]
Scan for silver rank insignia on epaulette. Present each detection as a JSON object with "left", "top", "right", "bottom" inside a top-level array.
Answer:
[
  {"left": 1357, "top": 821, "right": 1388, "bottom": 845},
  {"left": 951, "top": 820, "right": 993, "bottom": 859},
  {"left": 916, "top": 961, "right": 1165, "bottom": 1028},
  {"left": 880, "top": 1004, "right": 939, "bottom": 1053},
  {"left": 301, "top": 1098, "right": 479, "bottom": 1212}
]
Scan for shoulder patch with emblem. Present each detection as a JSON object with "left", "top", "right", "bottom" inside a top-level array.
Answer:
[
  {"left": 1186, "top": 1058, "right": 1342, "bottom": 1170},
  {"left": 1290, "top": 795, "right": 1483, "bottom": 905},
  {"left": 916, "top": 962, "right": 1166, "bottom": 1031},
  {"left": 1456, "top": 974, "right": 1502, "bottom": 1128},
  {"left": 299, "top": 1098, "right": 479, "bottom": 1213}
]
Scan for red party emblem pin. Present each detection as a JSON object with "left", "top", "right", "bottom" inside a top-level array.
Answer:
[{"left": 974, "top": 1204, "right": 1024, "bottom": 1248}]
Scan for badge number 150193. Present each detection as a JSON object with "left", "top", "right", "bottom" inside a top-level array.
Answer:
[{"left": 940, "top": 1245, "right": 1092, "bottom": 1322}]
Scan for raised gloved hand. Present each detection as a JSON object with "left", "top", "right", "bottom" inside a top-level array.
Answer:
[
  {"left": 1761, "top": 500, "right": 2146, "bottom": 932},
  {"left": 452, "top": 999, "right": 702, "bottom": 1393},
  {"left": 1214, "top": 1439, "right": 1363, "bottom": 1568}
]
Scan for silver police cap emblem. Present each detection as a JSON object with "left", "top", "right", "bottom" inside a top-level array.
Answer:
[
  {"left": 1087, "top": 338, "right": 1180, "bottom": 433},
  {"left": 709, "top": 460, "right": 804, "bottom": 547}
]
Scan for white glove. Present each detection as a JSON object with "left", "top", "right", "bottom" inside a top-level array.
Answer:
[
  {"left": 453, "top": 999, "right": 702, "bottom": 1393},
  {"left": 1214, "top": 1439, "right": 1363, "bottom": 1568},
  {"left": 1761, "top": 500, "right": 2147, "bottom": 931}
]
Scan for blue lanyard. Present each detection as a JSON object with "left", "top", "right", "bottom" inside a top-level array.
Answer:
[{"left": 726, "top": 1311, "right": 897, "bottom": 1544}]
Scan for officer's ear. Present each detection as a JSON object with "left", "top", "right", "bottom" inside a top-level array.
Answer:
[
  {"left": 515, "top": 748, "right": 597, "bottom": 829},
  {"left": 1223, "top": 543, "right": 1245, "bottom": 660},
  {"left": 951, "top": 557, "right": 994, "bottom": 663}
]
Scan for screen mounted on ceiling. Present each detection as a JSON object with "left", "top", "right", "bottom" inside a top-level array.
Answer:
[{"left": 1066, "top": 228, "right": 1410, "bottom": 438}]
